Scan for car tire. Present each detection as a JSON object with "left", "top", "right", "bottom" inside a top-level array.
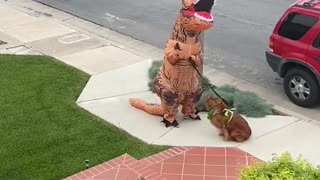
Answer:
[{"left": 283, "top": 68, "right": 320, "bottom": 107}]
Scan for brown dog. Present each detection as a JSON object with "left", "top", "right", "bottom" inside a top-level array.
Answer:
[{"left": 205, "top": 96, "right": 252, "bottom": 142}]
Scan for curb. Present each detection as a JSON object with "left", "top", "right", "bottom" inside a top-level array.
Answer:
[{"left": 272, "top": 105, "right": 313, "bottom": 122}]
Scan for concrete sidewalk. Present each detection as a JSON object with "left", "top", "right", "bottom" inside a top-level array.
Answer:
[{"left": 1, "top": 0, "right": 320, "bottom": 167}]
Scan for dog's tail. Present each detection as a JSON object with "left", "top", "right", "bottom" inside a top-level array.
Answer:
[{"left": 129, "top": 98, "right": 164, "bottom": 116}]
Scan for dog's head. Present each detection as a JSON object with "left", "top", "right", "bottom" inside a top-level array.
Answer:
[{"left": 205, "top": 96, "right": 226, "bottom": 111}]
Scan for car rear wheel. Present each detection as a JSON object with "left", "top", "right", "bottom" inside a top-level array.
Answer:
[{"left": 284, "top": 68, "right": 320, "bottom": 107}]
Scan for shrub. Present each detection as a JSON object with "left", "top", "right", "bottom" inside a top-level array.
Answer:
[
  {"left": 196, "top": 87, "right": 235, "bottom": 112},
  {"left": 197, "top": 84, "right": 273, "bottom": 117},
  {"left": 233, "top": 90, "right": 273, "bottom": 118},
  {"left": 240, "top": 152, "right": 320, "bottom": 180},
  {"left": 148, "top": 60, "right": 162, "bottom": 93},
  {"left": 147, "top": 60, "right": 217, "bottom": 92},
  {"left": 147, "top": 60, "right": 274, "bottom": 118}
]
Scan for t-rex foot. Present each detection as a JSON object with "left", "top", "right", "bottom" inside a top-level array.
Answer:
[
  {"left": 161, "top": 118, "right": 179, "bottom": 128},
  {"left": 183, "top": 115, "right": 201, "bottom": 120}
]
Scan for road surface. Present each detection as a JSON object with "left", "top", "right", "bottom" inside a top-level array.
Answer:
[{"left": 35, "top": 0, "right": 294, "bottom": 92}]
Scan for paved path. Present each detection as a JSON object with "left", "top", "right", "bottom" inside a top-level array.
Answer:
[
  {"left": 1, "top": 0, "right": 320, "bottom": 174},
  {"left": 66, "top": 147, "right": 261, "bottom": 180},
  {"left": 75, "top": 59, "right": 319, "bottom": 166}
]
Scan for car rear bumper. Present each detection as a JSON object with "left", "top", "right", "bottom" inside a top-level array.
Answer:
[{"left": 265, "top": 50, "right": 283, "bottom": 73}]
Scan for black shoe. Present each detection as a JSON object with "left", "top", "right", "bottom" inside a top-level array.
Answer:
[{"left": 161, "top": 118, "right": 179, "bottom": 128}]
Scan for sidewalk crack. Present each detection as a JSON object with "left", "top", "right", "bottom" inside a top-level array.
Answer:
[{"left": 235, "top": 119, "right": 303, "bottom": 147}]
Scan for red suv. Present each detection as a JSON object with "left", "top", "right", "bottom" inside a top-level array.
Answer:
[{"left": 266, "top": 0, "right": 320, "bottom": 107}]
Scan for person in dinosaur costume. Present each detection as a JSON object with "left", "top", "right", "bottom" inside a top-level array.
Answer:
[{"left": 129, "top": 0, "right": 215, "bottom": 128}]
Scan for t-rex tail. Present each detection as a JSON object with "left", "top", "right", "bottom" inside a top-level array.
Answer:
[{"left": 129, "top": 98, "right": 164, "bottom": 116}]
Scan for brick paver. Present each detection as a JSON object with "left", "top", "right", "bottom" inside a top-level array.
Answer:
[{"left": 65, "top": 147, "right": 262, "bottom": 180}]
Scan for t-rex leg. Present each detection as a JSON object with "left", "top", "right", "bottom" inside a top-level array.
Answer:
[
  {"left": 160, "top": 94, "right": 180, "bottom": 127},
  {"left": 154, "top": 72, "right": 180, "bottom": 127},
  {"left": 181, "top": 86, "right": 202, "bottom": 120}
]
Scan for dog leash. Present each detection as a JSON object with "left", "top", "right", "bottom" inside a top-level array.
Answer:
[
  {"left": 188, "top": 57, "right": 237, "bottom": 125},
  {"left": 188, "top": 58, "right": 232, "bottom": 108}
]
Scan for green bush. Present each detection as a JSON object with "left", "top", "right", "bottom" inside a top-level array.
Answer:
[
  {"left": 240, "top": 152, "right": 320, "bottom": 180},
  {"left": 197, "top": 84, "right": 273, "bottom": 117},
  {"left": 147, "top": 60, "right": 217, "bottom": 93},
  {"left": 233, "top": 90, "right": 273, "bottom": 118},
  {"left": 196, "top": 87, "right": 235, "bottom": 112},
  {"left": 201, "top": 76, "right": 217, "bottom": 91},
  {"left": 147, "top": 60, "right": 273, "bottom": 118},
  {"left": 148, "top": 60, "right": 162, "bottom": 93}
]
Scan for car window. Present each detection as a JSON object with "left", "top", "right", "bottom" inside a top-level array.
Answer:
[
  {"left": 312, "top": 33, "right": 320, "bottom": 48},
  {"left": 278, "top": 12, "right": 318, "bottom": 40}
]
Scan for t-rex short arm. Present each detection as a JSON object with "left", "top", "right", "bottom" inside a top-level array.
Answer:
[{"left": 164, "top": 39, "right": 181, "bottom": 65}]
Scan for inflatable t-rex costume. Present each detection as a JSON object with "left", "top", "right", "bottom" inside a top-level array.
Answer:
[{"left": 129, "top": 0, "right": 215, "bottom": 128}]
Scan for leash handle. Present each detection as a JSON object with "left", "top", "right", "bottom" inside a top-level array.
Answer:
[{"left": 189, "top": 59, "right": 231, "bottom": 108}]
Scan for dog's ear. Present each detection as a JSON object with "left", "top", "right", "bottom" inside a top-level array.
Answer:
[{"left": 205, "top": 96, "right": 215, "bottom": 106}]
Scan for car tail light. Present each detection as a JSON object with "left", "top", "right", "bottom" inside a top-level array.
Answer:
[
  {"left": 269, "top": 37, "right": 274, "bottom": 52},
  {"left": 269, "top": 36, "right": 274, "bottom": 52}
]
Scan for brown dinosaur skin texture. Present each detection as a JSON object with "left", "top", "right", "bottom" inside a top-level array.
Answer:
[{"left": 129, "top": 0, "right": 214, "bottom": 128}]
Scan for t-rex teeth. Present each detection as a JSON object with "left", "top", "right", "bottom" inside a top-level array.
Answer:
[
  {"left": 193, "top": 0, "right": 200, "bottom": 4},
  {"left": 194, "top": 13, "right": 213, "bottom": 22}
]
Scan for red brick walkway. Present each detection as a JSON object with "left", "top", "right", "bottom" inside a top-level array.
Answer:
[{"left": 66, "top": 147, "right": 261, "bottom": 180}]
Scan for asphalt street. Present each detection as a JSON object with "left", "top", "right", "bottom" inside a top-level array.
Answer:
[{"left": 35, "top": 0, "right": 295, "bottom": 92}]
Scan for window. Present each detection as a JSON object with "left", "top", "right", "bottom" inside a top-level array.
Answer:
[
  {"left": 278, "top": 12, "right": 318, "bottom": 40},
  {"left": 312, "top": 33, "right": 320, "bottom": 48}
]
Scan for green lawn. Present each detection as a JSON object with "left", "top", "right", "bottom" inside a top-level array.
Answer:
[{"left": 0, "top": 55, "right": 168, "bottom": 180}]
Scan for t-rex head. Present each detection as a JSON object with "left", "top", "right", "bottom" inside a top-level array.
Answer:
[{"left": 180, "top": 0, "right": 215, "bottom": 32}]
